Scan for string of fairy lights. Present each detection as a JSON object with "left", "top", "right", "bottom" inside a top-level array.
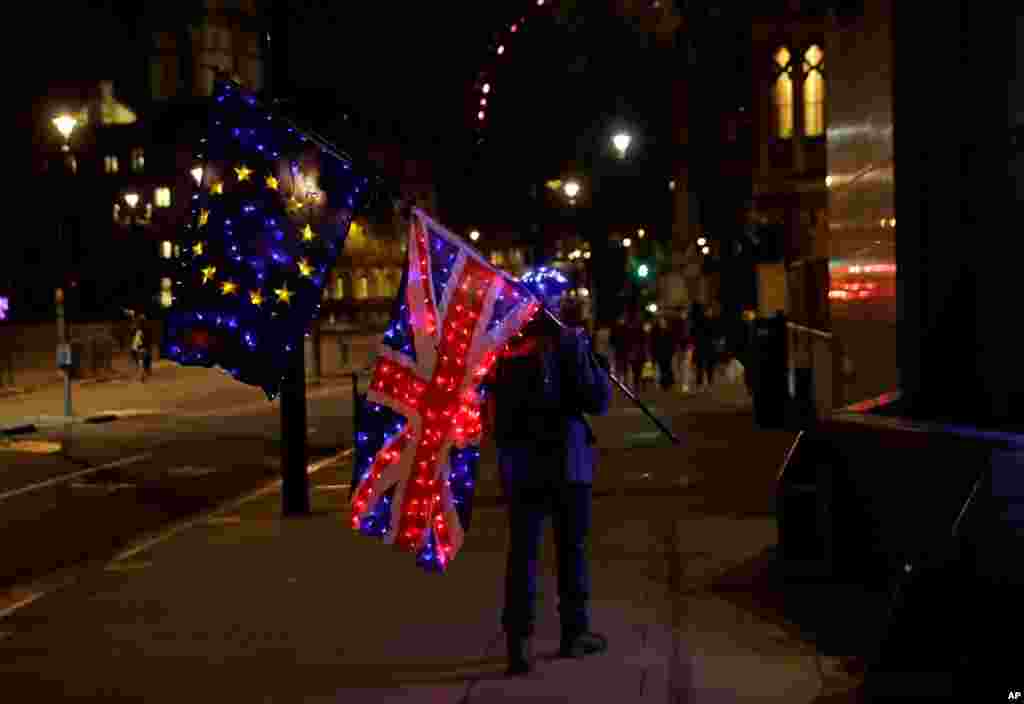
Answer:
[
  {"left": 471, "top": 0, "right": 556, "bottom": 139},
  {"left": 471, "top": 1, "right": 672, "bottom": 138}
]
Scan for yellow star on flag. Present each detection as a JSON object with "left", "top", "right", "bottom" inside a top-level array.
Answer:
[
  {"left": 198, "top": 209, "right": 210, "bottom": 227},
  {"left": 192, "top": 241, "right": 204, "bottom": 256},
  {"left": 220, "top": 280, "right": 239, "bottom": 296},
  {"left": 235, "top": 164, "right": 253, "bottom": 182},
  {"left": 301, "top": 224, "right": 316, "bottom": 242},
  {"left": 201, "top": 265, "right": 217, "bottom": 284},
  {"left": 274, "top": 284, "right": 293, "bottom": 304},
  {"left": 297, "top": 258, "right": 314, "bottom": 278},
  {"left": 210, "top": 181, "right": 224, "bottom": 195},
  {"left": 249, "top": 290, "right": 264, "bottom": 306},
  {"left": 265, "top": 175, "right": 279, "bottom": 190}
]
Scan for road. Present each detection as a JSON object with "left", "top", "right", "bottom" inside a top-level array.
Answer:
[
  {"left": 0, "top": 366, "right": 366, "bottom": 590},
  {"left": 0, "top": 361, "right": 777, "bottom": 609}
]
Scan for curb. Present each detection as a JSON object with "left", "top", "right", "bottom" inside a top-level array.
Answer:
[
  {"left": 1, "top": 424, "right": 38, "bottom": 437},
  {"left": 2, "top": 412, "right": 127, "bottom": 436}
]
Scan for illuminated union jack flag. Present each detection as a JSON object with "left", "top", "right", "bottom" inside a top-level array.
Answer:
[{"left": 350, "top": 209, "right": 540, "bottom": 572}]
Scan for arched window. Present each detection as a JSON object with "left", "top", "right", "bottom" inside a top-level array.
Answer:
[
  {"left": 772, "top": 46, "right": 793, "bottom": 139},
  {"left": 333, "top": 274, "right": 345, "bottom": 300},
  {"left": 803, "top": 45, "right": 825, "bottom": 137},
  {"left": 355, "top": 272, "right": 369, "bottom": 300}
]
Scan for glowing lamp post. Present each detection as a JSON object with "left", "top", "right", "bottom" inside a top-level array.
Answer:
[
  {"left": 52, "top": 114, "right": 78, "bottom": 152},
  {"left": 612, "top": 132, "right": 632, "bottom": 158},
  {"left": 563, "top": 179, "right": 580, "bottom": 206}
]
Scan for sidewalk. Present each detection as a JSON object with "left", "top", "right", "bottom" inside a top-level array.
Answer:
[
  {"left": 0, "top": 357, "right": 369, "bottom": 436},
  {"left": 0, "top": 381, "right": 863, "bottom": 702}
]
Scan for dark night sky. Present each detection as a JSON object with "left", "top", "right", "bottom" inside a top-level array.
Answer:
[{"left": 27, "top": 2, "right": 678, "bottom": 225}]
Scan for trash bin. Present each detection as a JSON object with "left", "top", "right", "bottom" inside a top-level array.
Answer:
[{"left": 752, "top": 313, "right": 788, "bottom": 428}]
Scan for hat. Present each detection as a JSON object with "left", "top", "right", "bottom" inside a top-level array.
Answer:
[{"left": 519, "top": 267, "right": 571, "bottom": 311}]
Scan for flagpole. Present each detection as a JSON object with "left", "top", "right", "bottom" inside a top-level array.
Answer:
[{"left": 538, "top": 307, "right": 681, "bottom": 446}]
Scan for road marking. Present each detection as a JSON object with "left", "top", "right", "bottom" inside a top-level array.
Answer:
[
  {"left": 0, "top": 453, "right": 153, "bottom": 503},
  {"left": 315, "top": 483, "right": 351, "bottom": 491},
  {"left": 167, "top": 466, "right": 218, "bottom": 477},
  {"left": 0, "top": 449, "right": 353, "bottom": 623},
  {"left": 104, "top": 560, "right": 152, "bottom": 572},
  {"left": 112, "top": 448, "right": 353, "bottom": 563},
  {"left": 206, "top": 515, "right": 242, "bottom": 525},
  {"left": 69, "top": 482, "right": 136, "bottom": 492},
  {"left": 0, "top": 440, "right": 63, "bottom": 454},
  {"left": 0, "top": 591, "right": 44, "bottom": 621}
]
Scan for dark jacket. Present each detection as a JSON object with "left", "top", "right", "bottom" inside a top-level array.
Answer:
[{"left": 491, "top": 326, "right": 611, "bottom": 487}]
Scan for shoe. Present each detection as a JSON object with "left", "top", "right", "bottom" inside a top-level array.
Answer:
[
  {"left": 560, "top": 631, "right": 608, "bottom": 658},
  {"left": 505, "top": 633, "right": 533, "bottom": 676}
]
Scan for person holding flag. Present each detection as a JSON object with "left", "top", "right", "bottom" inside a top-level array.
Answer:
[{"left": 482, "top": 267, "right": 613, "bottom": 676}]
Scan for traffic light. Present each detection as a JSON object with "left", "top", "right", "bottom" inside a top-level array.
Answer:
[{"left": 637, "top": 263, "right": 650, "bottom": 279}]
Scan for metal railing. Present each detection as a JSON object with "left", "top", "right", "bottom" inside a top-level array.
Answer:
[{"left": 786, "top": 321, "right": 846, "bottom": 417}]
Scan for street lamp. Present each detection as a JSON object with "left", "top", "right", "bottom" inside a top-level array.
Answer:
[
  {"left": 697, "top": 237, "right": 707, "bottom": 247},
  {"left": 637, "top": 228, "right": 645, "bottom": 239},
  {"left": 563, "top": 180, "right": 581, "bottom": 201},
  {"left": 469, "top": 229, "right": 480, "bottom": 242},
  {"left": 701, "top": 246, "right": 711, "bottom": 255},
  {"left": 51, "top": 113, "right": 80, "bottom": 421},
  {"left": 646, "top": 303, "right": 658, "bottom": 314},
  {"left": 124, "top": 192, "right": 140, "bottom": 209},
  {"left": 612, "top": 132, "right": 632, "bottom": 158},
  {"left": 52, "top": 114, "right": 78, "bottom": 152},
  {"left": 191, "top": 166, "right": 204, "bottom": 186},
  {"left": 622, "top": 237, "right": 632, "bottom": 248}
]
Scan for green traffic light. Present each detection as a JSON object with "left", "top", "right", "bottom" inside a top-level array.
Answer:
[{"left": 637, "top": 263, "right": 650, "bottom": 278}]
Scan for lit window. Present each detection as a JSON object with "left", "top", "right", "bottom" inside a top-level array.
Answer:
[
  {"left": 155, "top": 187, "right": 171, "bottom": 208},
  {"left": 113, "top": 203, "right": 120, "bottom": 222},
  {"left": 355, "top": 275, "right": 369, "bottom": 300},
  {"left": 773, "top": 46, "right": 793, "bottom": 139},
  {"left": 131, "top": 148, "right": 145, "bottom": 172},
  {"left": 803, "top": 45, "right": 825, "bottom": 137},
  {"left": 334, "top": 276, "right": 345, "bottom": 300},
  {"left": 160, "top": 277, "right": 173, "bottom": 308},
  {"left": 104, "top": 155, "right": 119, "bottom": 174},
  {"left": 160, "top": 241, "right": 173, "bottom": 259}
]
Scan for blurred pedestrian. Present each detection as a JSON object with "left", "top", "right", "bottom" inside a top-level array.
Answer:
[
  {"left": 651, "top": 316, "right": 676, "bottom": 391},
  {"left": 483, "top": 268, "right": 612, "bottom": 676},
  {"left": 690, "top": 302, "right": 718, "bottom": 391},
  {"left": 671, "top": 310, "right": 692, "bottom": 392},
  {"left": 131, "top": 316, "right": 151, "bottom": 383},
  {"left": 623, "top": 314, "right": 645, "bottom": 390}
]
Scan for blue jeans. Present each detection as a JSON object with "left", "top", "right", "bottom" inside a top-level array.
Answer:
[{"left": 502, "top": 482, "right": 592, "bottom": 638}]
